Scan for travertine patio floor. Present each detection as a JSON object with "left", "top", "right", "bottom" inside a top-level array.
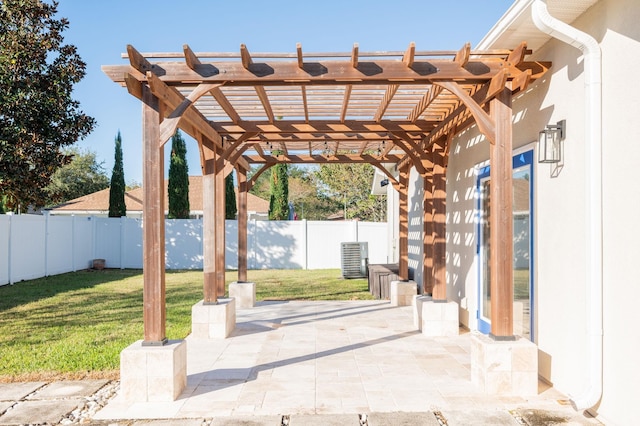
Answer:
[{"left": 93, "top": 300, "right": 601, "bottom": 425}]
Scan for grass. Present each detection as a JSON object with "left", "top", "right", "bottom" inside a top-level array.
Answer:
[
  {"left": 514, "top": 269, "right": 530, "bottom": 300},
  {"left": 0, "top": 269, "right": 372, "bottom": 381}
]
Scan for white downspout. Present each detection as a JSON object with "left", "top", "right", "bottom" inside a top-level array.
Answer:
[{"left": 532, "top": 0, "right": 603, "bottom": 413}]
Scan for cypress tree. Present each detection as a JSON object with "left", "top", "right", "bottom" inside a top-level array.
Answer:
[
  {"left": 225, "top": 172, "right": 237, "bottom": 219},
  {"left": 108, "top": 131, "right": 126, "bottom": 217},
  {"left": 168, "top": 131, "right": 190, "bottom": 219},
  {"left": 268, "top": 155, "right": 289, "bottom": 220}
]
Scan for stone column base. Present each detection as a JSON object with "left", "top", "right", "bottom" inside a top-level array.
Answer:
[
  {"left": 412, "top": 295, "right": 432, "bottom": 330},
  {"left": 191, "top": 298, "right": 236, "bottom": 339},
  {"left": 421, "top": 300, "right": 459, "bottom": 336},
  {"left": 120, "top": 340, "right": 187, "bottom": 402},
  {"left": 390, "top": 280, "right": 417, "bottom": 306},
  {"left": 229, "top": 281, "right": 256, "bottom": 308},
  {"left": 470, "top": 333, "right": 538, "bottom": 396}
]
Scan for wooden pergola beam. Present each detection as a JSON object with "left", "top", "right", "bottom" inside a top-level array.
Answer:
[
  {"left": 296, "top": 43, "right": 304, "bottom": 69},
  {"left": 240, "top": 43, "right": 252, "bottom": 69},
  {"left": 453, "top": 42, "right": 471, "bottom": 67},
  {"left": 143, "top": 71, "right": 222, "bottom": 144},
  {"left": 340, "top": 85, "right": 353, "bottom": 123},
  {"left": 507, "top": 41, "right": 528, "bottom": 67},
  {"left": 435, "top": 81, "right": 496, "bottom": 144},
  {"left": 143, "top": 72, "right": 250, "bottom": 171},
  {"left": 390, "top": 133, "right": 427, "bottom": 175},
  {"left": 103, "top": 60, "right": 548, "bottom": 86},
  {"left": 486, "top": 69, "right": 509, "bottom": 103},
  {"left": 247, "top": 163, "right": 275, "bottom": 191},
  {"left": 351, "top": 43, "right": 359, "bottom": 68},
  {"left": 255, "top": 85, "right": 275, "bottom": 123},
  {"left": 211, "top": 119, "right": 436, "bottom": 134},
  {"left": 248, "top": 132, "right": 423, "bottom": 143},
  {"left": 183, "top": 44, "right": 200, "bottom": 70},
  {"left": 158, "top": 82, "right": 222, "bottom": 146},
  {"left": 300, "top": 85, "right": 309, "bottom": 122},
  {"left": 403, "top": 42, "right": 415, "bottom": 68},
  {"left": 221, "top": 131, "right": 259, "bottom": 160},
  {"left": 374, "top": 84, "right": 399, "bottom": 123},
  {"left": 407, "top": 85, "right": 443, "bottom": 123},
  {"left": 242, "top": 153, "right": 403, "bottom": 164},
  {"left": 210, "top": 87, "right": 241, "bottom": 124}
]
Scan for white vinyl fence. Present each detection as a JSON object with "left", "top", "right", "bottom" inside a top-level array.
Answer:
[{"left": 0, "top": 214, "right": 388, "bottom": 286}]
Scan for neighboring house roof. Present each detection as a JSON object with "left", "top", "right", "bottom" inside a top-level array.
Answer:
[{"left": 49, "top": 176, "right": 269, "bottom": 215}]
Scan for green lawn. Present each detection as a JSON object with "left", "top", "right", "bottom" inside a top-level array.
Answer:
[
  {"left": 514, "top": 269, "right": 530, "bottom": 300},
  {"left": 0, "top": 269, "right": 372, "bottom": 381}
]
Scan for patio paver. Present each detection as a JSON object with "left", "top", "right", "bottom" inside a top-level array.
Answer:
[
  {"left": 0, "top": 402, "right": 13, "bottom": 416},
  {"left": 27, "top": 379, "right": 108, "bottom": 400},
  {"left": 366, "top": 411, "right": 441, "bottom": 425},
  {"left": 0, "top": 382, "right": 46, "bottom": 401},
  {"left": 0, "top": 399, "right": 81, "bottom": 425},
  {"left": 442, "top": 409, "right": 520, "bottom": 425},
  {"left": 288, "top": 413, "right": 360, "bottom": 425}
]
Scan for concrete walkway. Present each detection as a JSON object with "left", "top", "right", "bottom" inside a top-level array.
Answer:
[{"left": 0, "top": 301, "right": 603, "bottom": 425}]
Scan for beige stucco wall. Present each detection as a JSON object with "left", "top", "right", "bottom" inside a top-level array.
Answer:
[
  {"left": 590, "top": 0, "right": 640, "bottom": 423},
  {"left": 405, "top": 0, "right": 640, "bottom": 423}
]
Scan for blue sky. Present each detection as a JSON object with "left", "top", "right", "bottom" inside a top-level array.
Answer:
[{"left": 56, "top": 0, "right": 514, "bottom": 184}]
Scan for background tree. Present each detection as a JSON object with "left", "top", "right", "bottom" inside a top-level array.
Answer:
[
  {"left": 247, "top": 166, "right": 271, "bottom": 201},
  {"left": 45, "top": 147, "right": 109, "bottom": 205},
  {"left": 288, "top": 166, "right": 339, "bottom": 220},
  {"left": 126, "top": 180, "right": 142, "bottom": 191},
  {"left": 0, "top": 0, "right": 95, "bottom": 211},
  {"left": 314, "top": 161, "right": 387, "bottom": 222},
  {"left": 268, "top": 155, "right": 289, "bottom": 220},
  {"left": 225, "top": 172, "right": 237, "bottom": 219},
  {"left": 167, "top": 131, "right": 190, "bottom": 219},
  {"left": 108, "top": 132, "right": 126, "bottom": 217}
]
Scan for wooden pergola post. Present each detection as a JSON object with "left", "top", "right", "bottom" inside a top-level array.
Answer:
[
  {"left": 398, "top": 165, "right": 410, "bottom": 281},
  {"left": 215, "top": 155, "right": 226, "bottom": 297},
  {"left": 237, "top": 167, "right": 248, "bottom": 282},
  {"left": 422, "top": 166, "right": 434, "bottom": 295},
  {"left": 489, "top": 86, "right": 514, "bottom": 339},
  {"left": 141, "top": 84, "right": 167, "bottom": 345},
  {"left": 202, "top": 142, "right": 218, "bottom": 304},
  {"left": 431, "top": 141, "right": 447, "bottom": 301}
]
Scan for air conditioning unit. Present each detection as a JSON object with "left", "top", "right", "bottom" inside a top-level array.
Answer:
[{"left": 340, "top": 242, "right": 368, "bottom": 279}]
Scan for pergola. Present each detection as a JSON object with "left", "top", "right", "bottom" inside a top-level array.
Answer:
[{"left": 102, "top": 42, "right": 549, "bottom": 345}]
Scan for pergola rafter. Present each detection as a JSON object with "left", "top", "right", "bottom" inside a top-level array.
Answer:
[{"left": 102, "top": 41, "right": 549, "bottom": 345}]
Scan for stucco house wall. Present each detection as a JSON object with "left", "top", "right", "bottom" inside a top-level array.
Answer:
[
  {"left": 590, "top": 0, "right": 640, "bottom": 423},
  {"left": 404, "top": 0, "right": 640, "bottom": 424}
]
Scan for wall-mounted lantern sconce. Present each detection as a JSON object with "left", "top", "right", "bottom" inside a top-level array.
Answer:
[
  {"left": 380, "top": 178, "right": 389, "bottom": 187},
  {"left": 538, "top": 119, "right": 566, "bottom": 163}
]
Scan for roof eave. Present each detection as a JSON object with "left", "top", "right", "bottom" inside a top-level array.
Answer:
[
  {"left": 475, "top": 0, "right": 600, "bottom": 51},
  {"left": 476, "top": 0, "right": 536, "bottom": 50}
]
